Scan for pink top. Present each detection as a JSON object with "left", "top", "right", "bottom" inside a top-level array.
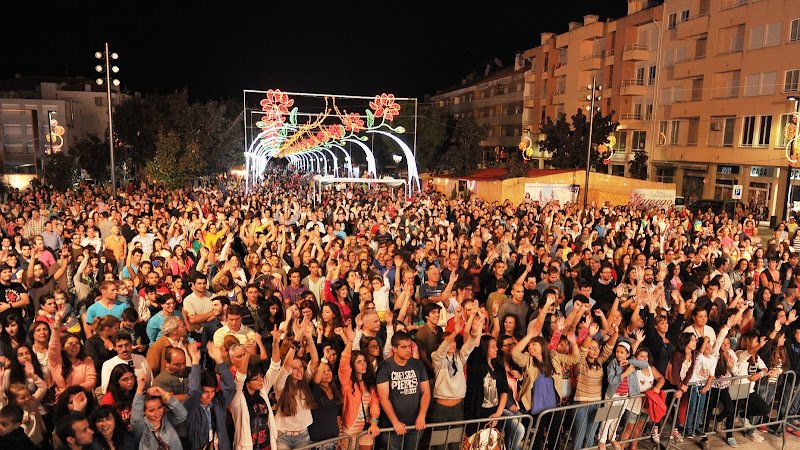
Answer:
[{"left": 48, "top": 327, "right": 96, "bottom": 392}]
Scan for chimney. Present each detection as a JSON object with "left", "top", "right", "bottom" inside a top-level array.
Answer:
[
  {"left": 514, "top": 52, "right": 524, "bottom": 71},
  {"left": 541, "top": 32, "right": 554, "bottom": 44},
  {"left": 568, "top": 22, "right": 581, "bottom": 31},
  {"left": 584, "top": 15, "right": 599, "bottom": 25},
  {"left": 485, "top": 64, "right": 491, "bottom": 76}
]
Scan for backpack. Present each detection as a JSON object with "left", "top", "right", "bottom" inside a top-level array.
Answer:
[{"left": 530, "top": 372, "right": 559, "bottom": 415}]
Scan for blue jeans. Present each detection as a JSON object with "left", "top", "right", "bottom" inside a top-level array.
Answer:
[
  {"left": 276, "top": 429, "right": 311, "bottom": 450},
  {"left": 382, "top": 429, "right": 421, "bottom": 450},
  {"left": 685, "top": 385, "right": 707, "bottom": 435},
  {"left": 501, "top": 409, "right": 526, "bottom": 450},
  {"left": 754, "top": 382, "right": 777, "bottom": 426},
  {"left": 573, "top": 402, "right": 600, "bottom": 449}
]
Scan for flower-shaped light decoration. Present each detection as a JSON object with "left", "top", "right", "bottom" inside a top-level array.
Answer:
[
  {"left": 519, "top": 135, "right": 534, "bottom": 160},
  {"left": 601, "top": 135, "right": 616, "bottom": 165},
  {"left": 260, "top": 89, "right": 295, "bottom": 124},
  {"left": 342, "top": 112, "right": 365, "bottom": 133},
  {"left": 369, "top": 93, "right": 401, "bottom": 122},
  {"left": 785, "top": 113, "right": 800, "bottom": 165},
  {"left": 46, "top": 118, "right": 66, "bottom": 154}
]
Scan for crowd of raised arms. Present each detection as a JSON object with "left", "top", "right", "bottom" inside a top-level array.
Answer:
[{"left": 0, "top": 169, "right": 798, "bottom": 450}]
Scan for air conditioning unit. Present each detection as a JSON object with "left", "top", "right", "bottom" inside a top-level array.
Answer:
[{"left": 711, "top": 121, "right": 723, "bottom": 131}]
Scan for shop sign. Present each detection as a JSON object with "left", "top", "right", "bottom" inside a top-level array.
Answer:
[{"left": 751, "top": 166, "right": 775, "bottom": 178}]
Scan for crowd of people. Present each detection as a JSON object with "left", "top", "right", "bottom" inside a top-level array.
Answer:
[{"left": 0, "top": 169, "right": 797, "bottom": 450}]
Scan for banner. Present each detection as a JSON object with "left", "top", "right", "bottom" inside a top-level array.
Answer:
[
  {"left": 630, "top": 189, "right": 676, "bottom": 209},
  {"left": 524, "top": 184, "right": 580, "bottom": 205}
]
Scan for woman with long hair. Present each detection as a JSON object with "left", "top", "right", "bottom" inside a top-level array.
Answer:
[
  {"left": 733, "top": 332, "right": 775, "bottom": 443},
  {"left": 753, "top": 286, "right": 774, "bottom": 331},
  {"left": 0, "top": 313, "right": 26, "bottom": 365},
  {"left": 101, "top": 363, "right": 137, "bottom": 431},
  {"left": 212, "top": 270, "right": 244, "bottom": 305},
  {"left": 48, "top": 316, "right": 96, "bottom": 396},
  {"left": 317, "top": 301, "right": 344, "bottom": 354},
  {"left": 89, "top": 404, "right": 137, "bottom": 450},
  {"left": 308, "top": 357, "right": 342, "bottom": 449},
  {"left": 573, "top": 324, "right": 619, "bottom": 450},
  {"left": 337, "top": 324, "right": 380, "bottom": 450},
  {"left": 27, "top": 320, "right": 51, "bottom": 380},
  {"left": 273, "top": 321, "right": 318, "bottom": 449}
]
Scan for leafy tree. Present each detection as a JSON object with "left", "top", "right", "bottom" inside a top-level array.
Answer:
[
  {"left": 503, "top": 149, "right": 530, "bottom": 179},
  {"left": 71, "top": 133, "right": 110, "bottom": 182},
  {"left": 538, "top": 109, "right": 619, "bottom": 170},
  {"left": 148, "top": 131, "right": 205, "bottom": 189},
  {"left": 431, "top": 117, "right": 487, "bottom": 177},
  {"left": 629, "top": 150, "right": 649, "bottom": 180},
  {"left": 43, "top": 153, "right": 79, "bottom": 190}
]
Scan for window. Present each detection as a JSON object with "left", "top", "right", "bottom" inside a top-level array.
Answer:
[
  {"left": 741, "top": 115, "right": 772, "bottom": 147},
  {"left": 94, "top": 97, "right": 103, "bottom": 107},
  {"left": 659, "top": 121, "right": 668, "bottom": 145},
  {"left": 723, "top": 117, "right": 736, "bottom": 146},
  {"left": 631, "top": 131, "right": 646, "bottom": 150},
  {"left": 668, "top": 13, "right": 677, "bottom": 30},
  {"left": 761, "top": 72, "right": 777, "bottom": 95},
  {"left": 611, "top": 165, "right": 625, "bottom": 177},
  {"left": 656, "top": 167, "right": 675, "bottom": 183},
  {"left": 660, "top": 88, "right": 672, "bottom": 105},
  {"left": 680, "top": 10, "right": 690, "bottom": 22},
  {"left": 792, "top": 19, "right": 800, "bottom": 43},
  {"left": 750, "top": 23, "right": 783, "bottom": 49},
  {"left": 673, "top": 86, "right": 683, "bottom": 102},
  {"left": 757, "top": 115, "right": 772, "bottom": 147},
  {"left": 636, "top": 67, "right": 645, "bottom": 83},
  {"left": 645, "top": 103, "right": 653, "bottom": 120},
  {"left": 670, "top": 120, "right": 681, "bottom": 144},
  {"left": 786, "top": 70, "right": 799, "bottom": 92},
  {"left": 648, "top": 66, "right": 656, "bottom": 85},
  {"left": 617, "top": 131, "right": 628, "bottom": 150},
  {"left": 543, "top": 55, "right": 548, "bottom": 73},
  {"left": 742, "top": 116, "right": 756, "bottom": 146},
  {"left": 779, "top": 113, "right": 795, "bottom": 147}
]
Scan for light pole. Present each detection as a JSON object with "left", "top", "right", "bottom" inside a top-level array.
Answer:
[
  {"left": 95, "top": 43, "right": 120, "bottom": 196},
  {"left": 583, "top": 77, "right": 602, "bottom": 208},
  {"left": 785, "top": 96, "right": 800, "bottom": 221}
]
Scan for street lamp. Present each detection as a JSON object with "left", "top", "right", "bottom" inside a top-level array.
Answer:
[
  {"left": 785, "top": 96, "right": 800, "bottom": 221},
  {"left": 584, "top": 77, "right": 602, "bottom": 208},
  {"left": 95, "top": 43, "right": 120, "bottom": 196}
]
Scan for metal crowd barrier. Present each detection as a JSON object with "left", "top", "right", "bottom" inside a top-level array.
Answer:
[
  {"left": 294, "top": 434, "right": 354, "bottom": 450},
  {"left": 354, "top": 414, "right": 535, "bottom": 450},
  {"left": 663, "top": 370, "right": 796, "bottom": 450},
  {"left": 529, "top": 389, "right": 679, "bottom": 450}
]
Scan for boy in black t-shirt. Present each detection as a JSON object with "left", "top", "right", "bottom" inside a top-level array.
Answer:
[{"left": 376, "top": 331, "right": 430, "bottom": 450}]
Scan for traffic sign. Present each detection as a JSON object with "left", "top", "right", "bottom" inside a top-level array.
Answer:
[{"left": 732, "top": 185, "right": 743, "bottom": 199}]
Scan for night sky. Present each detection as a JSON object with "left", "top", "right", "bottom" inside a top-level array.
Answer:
[{"left": 4, "top": 1, "right": 630, "bottom": 101}]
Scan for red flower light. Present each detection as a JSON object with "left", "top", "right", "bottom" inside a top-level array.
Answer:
[
  {"left": 369, "top": 93, "right": 401, "bottom": 122},
  {"left": 342, "top": 113, "right": 365, "bottom": 132},
  {"left": 260, "top": 89, "right": 295, "bottom": 123}
]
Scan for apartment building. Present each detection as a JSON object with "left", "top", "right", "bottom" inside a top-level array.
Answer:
[
  {"left": 429, "top": 57, "right": 528, "bottom": 164},
  {"left": 654, "top": 0, "right": 800, "bottom": 220},
  {"left": 522, "top": 1, "right": 665, "bottom": 174},
  {"left": 0, "top": 75, "right": 128, "bottom": 176}
]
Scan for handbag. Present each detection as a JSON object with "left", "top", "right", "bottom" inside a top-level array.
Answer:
[{"left": 462, "top": 423, "right": 504, "bottom": 450}]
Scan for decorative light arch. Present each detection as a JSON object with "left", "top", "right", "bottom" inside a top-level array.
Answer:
[{"left": 243, "top": 89, "right": 419, "bottom": 194}]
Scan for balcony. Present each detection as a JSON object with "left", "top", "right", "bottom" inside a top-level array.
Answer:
[
  {"left": 578, "top": 53, "right": 603, "bottom": 71},
  {"left": 620, "top": 79, "right": 648, "bottom": 96},
  {"left": 720, "top": 0, "right": 748, "bottom": 12},
  {"left": 525, "top": 72, "right": 537, "bottom": 83},
  {"left": 554, "top": 63, "right": 568, "bottom": 77},
  {"left": 676, "top": 14, "right": 710, "bottom": 40},
  {"left": 673, "top": 55, "right": 706, "bottom": 79},
  {"left": 712, "top": 49, "right": 745, "bottom": 71},
  {"left": 552, "top": 91, "right": 567, "bottom": 104},
  {"left": 619, "top": 113, "right": 653, "bottom": 123},
  {"left": 622, "top": 43, "right": 649, "bottom": 61}
]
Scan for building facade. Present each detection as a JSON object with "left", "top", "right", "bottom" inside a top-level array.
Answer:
[
  {"left": 429, "top": 57, "right": 528, "bottom": 165},
  {"left": 0, "top": 76, "right": 128, "bottom": 180}
]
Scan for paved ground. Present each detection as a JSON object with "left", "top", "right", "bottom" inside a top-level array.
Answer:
[{"left": 667, "top": 429, "right": 798, "bottom": 450}]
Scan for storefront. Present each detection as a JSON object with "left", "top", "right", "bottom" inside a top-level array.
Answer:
[
  {"left": 749, "top": 166, "right": 779, "bottom": 221},
  {"left": 714, "top": 165, "right": 740, "bottom": 200}
]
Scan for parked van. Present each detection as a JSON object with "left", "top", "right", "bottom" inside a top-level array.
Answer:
[
  {"left": 688, "top": 199, "right": 745, "bottom": 216},
  {"left": 674, "top": 196, "right": 685, "bottom": 212}
]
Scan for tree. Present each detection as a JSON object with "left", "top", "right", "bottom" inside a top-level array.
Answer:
[
  {"left": 538, "top": 109, "right": 619, "bottom": 170},
  {"left": 43, "top": 153, "right": 79, "bottom": 190},
  {"left": 71, "top": 133, "right": 110, "bottom": 182},
  {"left": 629, "top": 150, "right": 649, "bottom": 180},
  {"left": 148, "top": 131, "right": 205, "bottom": 189},
  {"left": 431, "top": 117, "right": 487, "bottom": 177}
]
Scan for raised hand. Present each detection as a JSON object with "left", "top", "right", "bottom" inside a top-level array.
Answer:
[
  {"left": 588, "top": 322, "right": 600, "bottom": 336},
  {"left": 207, "top": 342, "right": 224, "bottom": 363},
  {"left": 633, "top": 329, "right": 645, "bottom": 344}
]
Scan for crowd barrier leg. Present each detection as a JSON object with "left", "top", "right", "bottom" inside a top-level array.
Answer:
[{"left": 356, "top": 414, "right": 535, "bottom": 450}]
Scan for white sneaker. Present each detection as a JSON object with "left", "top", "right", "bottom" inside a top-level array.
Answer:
[
  {"left": 747, "top": 433, "right": 764, "bottom": 443},
  {"left": 651, "top": 426, "right": 660, "bottom": 444}
]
